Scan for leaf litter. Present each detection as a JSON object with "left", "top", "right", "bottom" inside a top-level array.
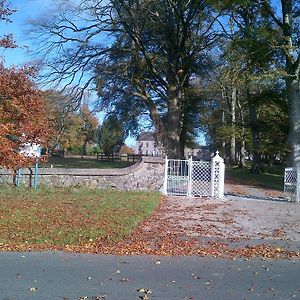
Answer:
[{"left": 1, "top": 190, "right": 299, "bottom": 259}]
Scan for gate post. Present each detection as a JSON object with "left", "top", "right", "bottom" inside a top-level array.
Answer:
[
  {"left": 296, "top": 168, "right": 300, "bottom": 203},
  {"left": 211, "top": 151, "right": 225, "bottom": 198},
  {"left": 187, "top": 156, "right": 193, "bottom": 197},
  {"left": 163, "top": 156, "right": 168, "bottom": 195}
]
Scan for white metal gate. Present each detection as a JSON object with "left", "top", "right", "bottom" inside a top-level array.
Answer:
[
  {"left": 163, "top": 151, "right": 225, "bottom": 198},
  {"left": 284, "top": 167, "right": 300, "bottom": 202}
]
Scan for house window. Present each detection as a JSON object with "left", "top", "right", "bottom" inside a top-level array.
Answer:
[
  {"left": 146, "top": 142, "right": 148, "bottom": 148},
  {"left": 145, "top": 150, "right": 148, "bottom": 155}
]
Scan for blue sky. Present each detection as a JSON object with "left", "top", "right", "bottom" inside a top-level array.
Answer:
[{"left": 0, "top": 0, "right": 53, "bottom": 67}]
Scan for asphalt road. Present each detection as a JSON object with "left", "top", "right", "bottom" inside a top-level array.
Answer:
[{"left": 0, "top": 252, "right": 299, "bottom": 300}]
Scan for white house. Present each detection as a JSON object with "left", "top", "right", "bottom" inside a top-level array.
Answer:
[
  {"left": 134, "top": 132, "right": 164, "bottom": 156},
  {"left": 185, "top": 145, "right": 211, "bottom": 160},
  {"left": 19, "top": 143, "right": 41, "bottom": 158},
  {"left": 135, "top": 132, "right": 210, "bottom": 159}
]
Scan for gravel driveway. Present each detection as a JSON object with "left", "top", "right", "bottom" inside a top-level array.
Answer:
[
  {"left": 93, "top": 185, "right": 300, "bottom": 258},
  {"left": 162, "top": 195, "right": 300, "bottom": 242}
]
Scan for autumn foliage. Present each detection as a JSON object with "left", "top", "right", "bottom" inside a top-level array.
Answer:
[{"left": 0, "top": 63, "right": 54, "bottom": 169}]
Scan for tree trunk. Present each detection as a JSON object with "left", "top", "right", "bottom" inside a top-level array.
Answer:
[
  {"left": 81, "top": 138, "right": 88, "bottom": 158},
  {"left": 287, "top": 77, "right": 300, "bottom": 167},
  {"left": 280, "top": 0, "right": 300, "bottom": 168},
  {"left": 166, "top": 83, "right": 182, "bottom": 158},
  {"left": 239, "top": 139, "right": 246, "bottom": 168},
  {"left": 221, "top": 109, "right": 226, "bottom": 159},
  {"left": 237, "top": 99, "right": 246, "bottom": 168},
  {"left": 230, "top": 87, "right": 237, "bottom": 165},
  {"left": 248, "top": 94, "right": 262, "bottom": 173}
]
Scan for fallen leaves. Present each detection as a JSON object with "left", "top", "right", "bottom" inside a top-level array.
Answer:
[
  {"left": 0, "top": 187, "right": 161, "bottom": 251},
  {"left": 1, "top": 188, "right": 299, "bottom": 260},
  {"left": 137, "top": 288, "right": 152, "bottom": 299}
]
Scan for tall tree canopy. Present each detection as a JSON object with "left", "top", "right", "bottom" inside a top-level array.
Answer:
[
  {"left": 98, "top": 115, "right": 125, "bottom": 155},
  {"left": 263, "top": 0, "right": 300, "bottom": 167},
  {"left": 210, "top": 1, "right": 288, "bottom": 171},
  {"left": 29, "top": 0, "right": 300, "bottom": 166},
  {"left": 29, "top": 0, "right": 223, "bottom": 158},
  {"left": 44, "top": 92, "right": 99, "bottom": 155}
]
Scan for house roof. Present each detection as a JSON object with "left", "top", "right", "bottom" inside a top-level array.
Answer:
[{"left": 137, "top": 132, "right": 155, "bottom": 141}]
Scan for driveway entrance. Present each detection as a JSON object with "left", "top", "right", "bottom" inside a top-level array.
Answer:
[{"left": 163, "top": 152, "right": 225, "bottom": 198}]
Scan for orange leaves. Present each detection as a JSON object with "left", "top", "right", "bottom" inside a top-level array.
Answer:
[
  {"left": 0, "top": 63, "right": 54, "bottom": 169},
  {"left": 0, "top": 33, "right": 16, "bottom": 48}
]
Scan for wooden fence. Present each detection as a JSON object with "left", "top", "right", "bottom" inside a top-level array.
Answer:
[{"left": 96, "top": 153, "right": 141, "bottom": 165}]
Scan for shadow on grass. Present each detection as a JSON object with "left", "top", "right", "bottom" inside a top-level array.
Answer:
[{"left": 225, "top": 166, "right": 284, "bottom": 191}]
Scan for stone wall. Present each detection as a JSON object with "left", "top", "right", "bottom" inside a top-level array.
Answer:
[{"left": 0, "top": 157, "right": 165, "bottom": 192}]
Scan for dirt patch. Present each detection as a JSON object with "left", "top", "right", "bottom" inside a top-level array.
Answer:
[
  {"left": 225, "top": 181, "right": 286, "bottom": 199},
  {"left": 160, "top": 196, "right": 300, "bottom": 241}
]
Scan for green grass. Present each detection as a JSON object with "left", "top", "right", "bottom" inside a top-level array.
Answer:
[
  {"left": 0, "top": 185, "right": 161, "bottom": 249},
  {"left": 41, "top": 156, "right": 134, "bottom": 169},
  {"left": 226, "top": 165, "right": 284, "bottom": 190}
]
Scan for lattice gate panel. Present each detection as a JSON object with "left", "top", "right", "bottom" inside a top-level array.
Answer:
[
  {"left": 284, "top": 167, "right": 299, "bottom": 202},
  {"left": 191, "top": 161, "right": 211, "bottom": 196},
  {"left": 164, "top": 154, "right": 225, "bottom": 198}
]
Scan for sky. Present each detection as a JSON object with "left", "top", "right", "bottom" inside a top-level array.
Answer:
[
  {"left": 1, "top": 0, "right": 137, "bottom": 146},
  {"left": 0, "top": 0, "right": 53, "bottom": 67}
]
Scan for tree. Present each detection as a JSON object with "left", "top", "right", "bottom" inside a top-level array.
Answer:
[
  {"left": 29, "top": 0, "right": 223, "bottom": 158},
  {"left": 260, "top": 0, "right": 300, "bottom": 168},
  {"left": 98, "top": 116, "right": 125, "bottom": 155},
  {"left": 202, "top": 21, "right": 289, "bottom": 169},
  {"left": 0, "top": 1, "right": 53, "bottom": 170},
  {"left": 46, "top": 99, "right": 99, "bottom": 156},
  {"left": 79, "top": 105, "right": 99, "bottom": 156},
  {"left": 0, "top": 64, "right": 54, "bottom": 169},
  {"left": 29, "top": 0, "right": 297, "bottom": 163},
  {"left": 215, "top": 1, "right": 286, "bottom": 172},
  {"left": 119, "top": 144, "right": 134, "bottom": 155},
  {"left": 221, "top": 0, "right": 299, "bottom": 169}
]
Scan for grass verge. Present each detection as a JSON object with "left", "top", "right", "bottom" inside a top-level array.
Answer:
[{"left": 0, "top": 185, "right": 161, "bottom": 251}]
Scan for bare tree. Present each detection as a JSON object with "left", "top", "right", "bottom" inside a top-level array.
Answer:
[{"left": 29, "top": 0, "right": 223, "bottom": 158}]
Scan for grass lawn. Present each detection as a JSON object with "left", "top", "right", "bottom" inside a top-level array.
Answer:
[
  {"left": 0, "top": 185, "right": 161, "bottom": 251},
  {"left": 41, "top": 156, "right": 134, "bottom": 169},
  {"left": 226, "top": 165, "right": 284, "bottom": 190}
]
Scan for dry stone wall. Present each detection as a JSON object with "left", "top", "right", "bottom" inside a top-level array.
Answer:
[{"left": 0, "top": 157, "right": 165, "bottom": 192}]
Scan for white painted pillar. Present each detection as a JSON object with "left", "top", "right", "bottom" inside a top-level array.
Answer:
[
  {"left": 211, "top": 151, "right": 225, "bottom": 198},
  {"left": 187, "top": 156, "right": 193, "bottom": 197},
  {"left": 296, "top": 168, "right": 300, "bottom": 203},
  {"left": 163, "top": 156, "right": 168, "bottom": 195}
]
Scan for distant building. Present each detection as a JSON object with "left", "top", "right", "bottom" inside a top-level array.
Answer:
[
  {"left": 135, "top": 132, "right": 210, "bottom": 159},
  {"left": 19, "top": 143, "right": 41, "bottom": 158},
  {"left": 135, "top": 132, "right": 164, "bottom": 156},
  {"left": 185, "top": 145, "right": 211, "bottom": 160}
]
